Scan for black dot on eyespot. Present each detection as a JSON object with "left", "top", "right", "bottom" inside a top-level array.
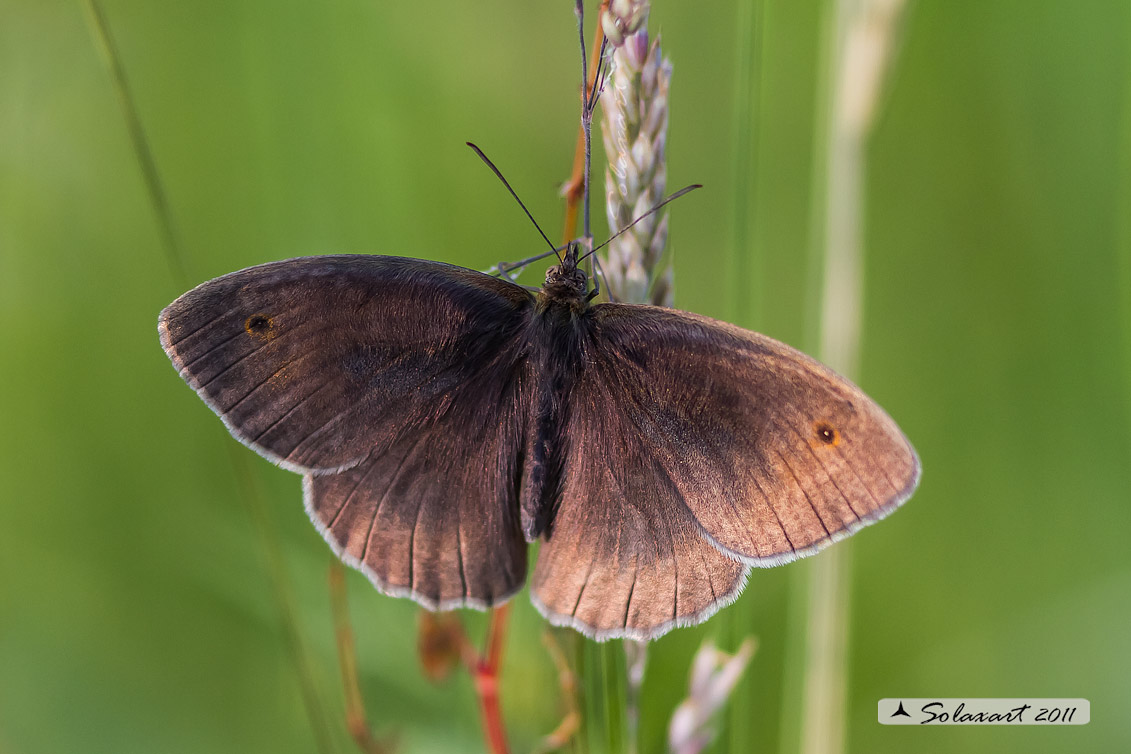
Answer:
[
  {"left": 245, "top": 314, "right": 272, "bottom": 335},
  {"left": 816, "top": 423, "right": 838, "bottom": 445}
]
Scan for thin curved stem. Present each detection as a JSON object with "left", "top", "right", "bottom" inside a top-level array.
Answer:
[
  {"left": 330, "top": 560, "right": 394, "bottom": 753},
  {"left": 562, "top": 3, "right": 610, "bottom": 244}
]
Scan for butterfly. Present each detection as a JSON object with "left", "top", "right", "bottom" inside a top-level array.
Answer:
[{"left": 159, "top": 243, "right": 919, "bottom": 641}]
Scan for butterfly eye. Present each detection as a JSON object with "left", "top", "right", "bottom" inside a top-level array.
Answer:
[
  {"left": 815, "top": 422, "right": 839, "bottom": 446},
  {"left": 244, "top": 313, "right": 275, "bottom": 340}
]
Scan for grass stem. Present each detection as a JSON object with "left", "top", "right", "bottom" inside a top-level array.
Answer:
[
  {"left": 795, "top": 2, "right": 908, "bottom": 753},
  {"left": 81, "top": 3, "right": 335, "bottom": 750},
  {"left": 329, "top": 561, "right": 392, "bottom": 753},
  {"left": 724, "top": 1, "right": 766, "bottom": 751}
]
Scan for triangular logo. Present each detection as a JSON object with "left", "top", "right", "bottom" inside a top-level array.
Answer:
[{"left": 891, "top": 701, "right": 911, "bottom": 718}]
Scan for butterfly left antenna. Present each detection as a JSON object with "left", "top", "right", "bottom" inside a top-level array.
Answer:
[
  {"left": 486, "top": 244, "right": 573, "bottom": 282},
  {"left": 466, "top": 142, "right": 561, "bottom": 263},
  {"left": 579, "top": 184, "right": 703, "bottom": 264}
]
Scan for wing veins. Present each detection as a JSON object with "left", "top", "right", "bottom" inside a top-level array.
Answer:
[
  {"left": 225, "top": 364, "right": 290, "bottom": 415},
  {"left": 601, "top": 444, "right": 680, "bottom": 623},
  {"left": 594, "top": 355, "right": 769, "bottom": 567},
  {"left": 251, "top": 379, "right": 334, "bottom": 444},
  {"left": 283, "top": 361, "right": 469, "bottom": 464},
  {"left": 227, "top": 346, "right": 321, "bottom": 416},
  {"left": 622, "top": 552, "right": 638, "bottom": 630},
  {"left": 834, "top": 445, "right": 886, "bottom": 509},
  {"left": 181, "top": 328, "right": 247, "bottom": 370},
  {"left": 625, "top": 382, "right": 760, "bottom": 558},
  {"left": 407, "top": 458, "right": 432, "bottom": 595},
  {"left": 455, "top": 502, "right": 468, "bottom": 600},
  {"left": 168, "top": 302, "right": 243, "bottom": 345},
  {"left": 699, "top": 544, "right": 718, "bottom": 602},
  {"left": 328, "top": 456, "right": 382, "bottom": 530},
  {"left": 784, "top": 420, "right": 862, "bottom": 522},
  {"left": 198, "top": 332, "right": 287, "bottom": 391},
  {"left": 856, "top": 446, "right": 904, "bottom": 500},
  {"left": 360, "top": 431, "right": 429, "bottom": 564},
  {"left": 750, "top": 472, "right": 796, "bottom": 554},
  {"left": 774, "top": 449, "right": 832, "bottom": 539},
  {"left": 570, "top": 546, "right": 598, "bottom": 618}
]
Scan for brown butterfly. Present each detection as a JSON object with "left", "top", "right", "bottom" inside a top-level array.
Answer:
[{"left": 159, "top": 244, "right": 919, "bottom": 640}]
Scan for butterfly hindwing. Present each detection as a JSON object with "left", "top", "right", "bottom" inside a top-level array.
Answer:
[
  {"left": 530, "top": 414, "right": 749, "bottom": 640},
  {"left": 304, "top": 353, "right": 535, "bottom": 609}
]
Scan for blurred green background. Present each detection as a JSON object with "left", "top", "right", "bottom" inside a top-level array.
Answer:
[{"left": 2, "top": 1, "right": 1129, "bottom": 752}]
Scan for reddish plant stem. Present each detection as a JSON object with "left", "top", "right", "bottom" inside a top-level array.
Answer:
[
  {"left": 467, "top": 605, "right": 512, "bottom": 754},
  {"left": 410, "top": 10, "right": 606, "bottom": 754}
]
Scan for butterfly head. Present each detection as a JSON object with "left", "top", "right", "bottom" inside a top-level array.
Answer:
[{"left": 541, "top": 241, "right": 590, "bottom": 308}]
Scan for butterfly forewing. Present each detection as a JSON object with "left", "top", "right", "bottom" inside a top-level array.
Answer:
[
  {"left": 576, "top": 304, "right": 919, "bottom": 567},
  {"left": 159, "top": 255, "right": 534, "bottom": 473}
]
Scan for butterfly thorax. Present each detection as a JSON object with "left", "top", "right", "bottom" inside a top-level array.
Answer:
[
  {"left": 538, "top": 264, "right": 589, "bottom": 313},
  {"left": 537, "top": 243, "right": 590, "bottom": 315}
]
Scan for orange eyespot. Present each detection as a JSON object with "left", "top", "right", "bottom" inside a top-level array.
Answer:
[
  {"left": 815, "top": 422, "right": 839, "bottom": 446},
  {"left": 244, "top": 313, "right": 275, "bottom": 340}
]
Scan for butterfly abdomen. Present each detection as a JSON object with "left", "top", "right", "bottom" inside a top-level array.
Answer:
[{"left": 518, "top": 301, "right": 596, "bottom": 541}]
